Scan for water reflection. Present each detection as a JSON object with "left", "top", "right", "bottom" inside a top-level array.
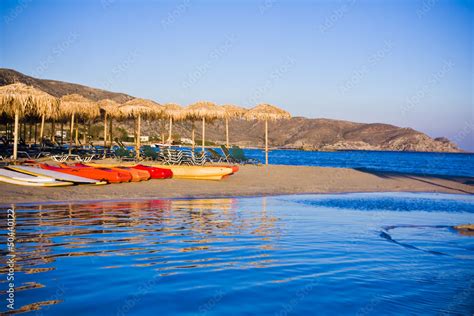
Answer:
[
  {"left": 2, "top": 193, "right": 472, "bottom": 315},
  {"left": 0, "top": 198, "right": 281, "bottom": 314}
]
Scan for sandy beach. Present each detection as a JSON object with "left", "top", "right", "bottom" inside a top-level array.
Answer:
[{"left": 1, "top": 165, "right": 472, "bottom": 205}]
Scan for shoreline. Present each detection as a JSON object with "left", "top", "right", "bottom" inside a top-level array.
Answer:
[{"left": 0, "top": 165, "right": 472, "bottom": 205}]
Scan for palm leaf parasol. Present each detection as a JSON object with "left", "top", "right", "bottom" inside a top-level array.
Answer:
[
  {"left": 119, "top": 98, "right": 162, "bottom": 159},
  {"left": 162, "top": 103, "right": 185, "bottom": 144},
  {"left": 0, "top": 83, "right": 59, "bottom": 160},
  {"left": 186, "top": 101, "right": 225, "bottom": 151},
  {"left": 60, "top": 94, "right": 99, "bottom": 154},
  {"left": 244, "top": 103, "right": 291, "bottom": 165},
  {"left": 221, "top": 104, "right": 247, "bottom": 148},
  {"left": 98, "top": 99, "right": 123, "bottom": 149}
]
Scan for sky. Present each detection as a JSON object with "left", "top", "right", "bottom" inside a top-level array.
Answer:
[{"left": 1, "top": 0, "right": 473, "bottom": 150}]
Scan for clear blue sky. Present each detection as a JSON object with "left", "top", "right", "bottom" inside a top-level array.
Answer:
[{"left": 1, "top": 0, "right": 473, "bottom": 150}]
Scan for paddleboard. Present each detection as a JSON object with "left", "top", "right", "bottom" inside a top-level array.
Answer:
[
  {"left": 0, "top": 174, "right": 73, "bottom": 187},
  {"left": 8, "top": 165, "right": 106, "bottom": 185},
  {"left": 0, "top": 168, "right": 56, "bottom": 183}
]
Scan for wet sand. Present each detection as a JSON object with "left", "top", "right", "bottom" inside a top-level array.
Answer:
[{"left": 1, "top": 165, "right": 472, "bottom": 205}]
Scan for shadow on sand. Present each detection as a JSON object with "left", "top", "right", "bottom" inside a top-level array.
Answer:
[{"left": 354, "top": 168, "right": 474, "bottom": 194}]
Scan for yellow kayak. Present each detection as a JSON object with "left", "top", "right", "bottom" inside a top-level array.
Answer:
[
  {"left": 86, "top": 163, "right": 234, "bottom": 180},
  {"left": 151, "top": 165, "right": 233, "bottom": 180}
]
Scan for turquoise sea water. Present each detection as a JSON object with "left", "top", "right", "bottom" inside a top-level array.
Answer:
[{"left": 1, "top": 193, "right": 473, "bottom": 315}]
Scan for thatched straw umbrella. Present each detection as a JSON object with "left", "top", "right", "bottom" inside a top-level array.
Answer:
[
  {"left": 186, "top": 101, "right": 225, "bottom": 151},
  {"left": 162, "top": 103, "right": 185, "bottom": 144},
  {"left": 119, "top": 98, "right": 162, "bottom": 159},
  {"left": 0, "top": 83, "right": 59, "bottom": 160},
  {"left": 60, "top": 94, "right": 99, "bottom": 154},
  {"left": 98, "top": 99, "right": 122, "bottom": 149},
  {"left": 221, "top": 104, "right": 247, "bottom": 148},
  {"left": 244, "top": 103, "right": 291, "bottom": 165}
]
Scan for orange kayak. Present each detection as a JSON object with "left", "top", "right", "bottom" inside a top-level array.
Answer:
[
  {"left": 60, "top": 163, "right": 132, "bottom": 182},
  {"left": 40, "top": 164, "right": 130, "bottom": 183},
  {"left": 74, "top": 163, "right": 150, "bottom": 182}
]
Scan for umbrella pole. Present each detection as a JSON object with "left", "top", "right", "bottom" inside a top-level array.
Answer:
[
  {"left": 69, "top": 113, "right": 75, "bottom": 155},
  {"left": 51, "top": 120, "right": 56, "bottom": 141},
  {"left": 192, "top": 122, "right": 195, "bottom": 150},
  {"left": 13, "top": 110, "right": 19, "bottom": 161},
  {"left": 168, "top": 117, "right": 172, "bottom": 143},
  {"left": 109, "top": 119, "right": 113, "bottom": 147},
  {"left": 29, "top": 123, "right": 33, "bottom": 142},
  {"left": 39, "top": 114, "right": 45, "bottom": 144},
  {"left": 225, "top": 117, "right": 229, "bottom": 148},
  {"left": 60, "top": 123, "right": 64, "bottom": 145},
  {"left": 202, "top": 117, "right": 205, "bottom": 151},
  {"left": 265, "top": 119, "right": 268, "bottom": 165},
  {"left": 34, "top": 123, "right": 37, "bottom": 144},
  {"left": 103, "top": 113, "right": 107, "bottom": 150},
  {"left": 82, "top": 122, "right": 87, "bottom": 145},
  {"left": 136, "top": 114, "right": 141, "bottom": 159},
  {"left": 75, "top": 123, "right": 79, "bottom": 147}
]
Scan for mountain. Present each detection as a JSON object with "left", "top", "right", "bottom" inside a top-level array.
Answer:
[
  {"left": 0, "top": 68, "right": 461, "bottom": 152},
  {"left": 0, "top": 68, "right": 133, "bottom": 103}
]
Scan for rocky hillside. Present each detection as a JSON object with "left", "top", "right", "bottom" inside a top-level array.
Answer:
[
  {"left": 0, "top": 68, "right": 132, "bottom": 103},
  {"left": 0, "top": 68, "right": 461, "bottom": 152}
]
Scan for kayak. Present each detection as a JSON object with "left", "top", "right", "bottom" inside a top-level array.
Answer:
[
  {"left": 130, "top": 164, "right": 173, "bottom": 179},
  {"left": 86, "top": 163, "right": 233, "bottom": 180},
  {"left": 149, "top": 165, "right": 234, "bottom": 180},
  {"left": 0, "top": 168, "right": 73, "bottom": 187},
  {"left": 84, "top": 163, "right": 234, "bottom": 180},
  {"left": 73, "top": 163, "right": 150, "bottom": 182},
  {"left": 211, "top": 165, "right": 239, "bottom": 174},
  {"left": 59, "top": 163, "right": 132, "bottom": 182},
  {"left": 40, "top": 164, "right": 130, "bottom": 183},
  {"left": 7, "top": 165, "right": 107, "bottom": 185},
  {"left": 84, "top": 163, "right": 172, "bottom": 179}
]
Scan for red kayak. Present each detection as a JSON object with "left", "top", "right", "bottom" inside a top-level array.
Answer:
[
  {"left": 132, "top": 165, "right": 173, "bottom": 179},
  {"left": 40, "top": 164, "right": 130, "bottom": 184}
]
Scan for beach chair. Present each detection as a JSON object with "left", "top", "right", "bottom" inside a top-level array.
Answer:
[
  {"left": 141, "top": 145, "right": 159, "bottom": 161},
  {"left": 186, "top": 150, "right": 207, "bottom": 166},
  {"left": 207, "top": 148, "right": 226, "bottom": 163},
  {"left": 220, "top": 145, "right": 239, "bottom": 163},
  {"left": 161, "top": 148, "right": 184, "bottom": 165},
  {"left": 114, "top": 147, "right": 135, "bottom": 161},
  {"left": 230, "top": 146, "right": 261, "bottom": 165}
]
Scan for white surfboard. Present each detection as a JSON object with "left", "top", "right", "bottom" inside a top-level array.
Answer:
[
  {"left": 8, "top": 165, "right": 104, "bottom": 184},
  {"left": 0, "top": 168, "right": 56, "bottom": 183}
]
